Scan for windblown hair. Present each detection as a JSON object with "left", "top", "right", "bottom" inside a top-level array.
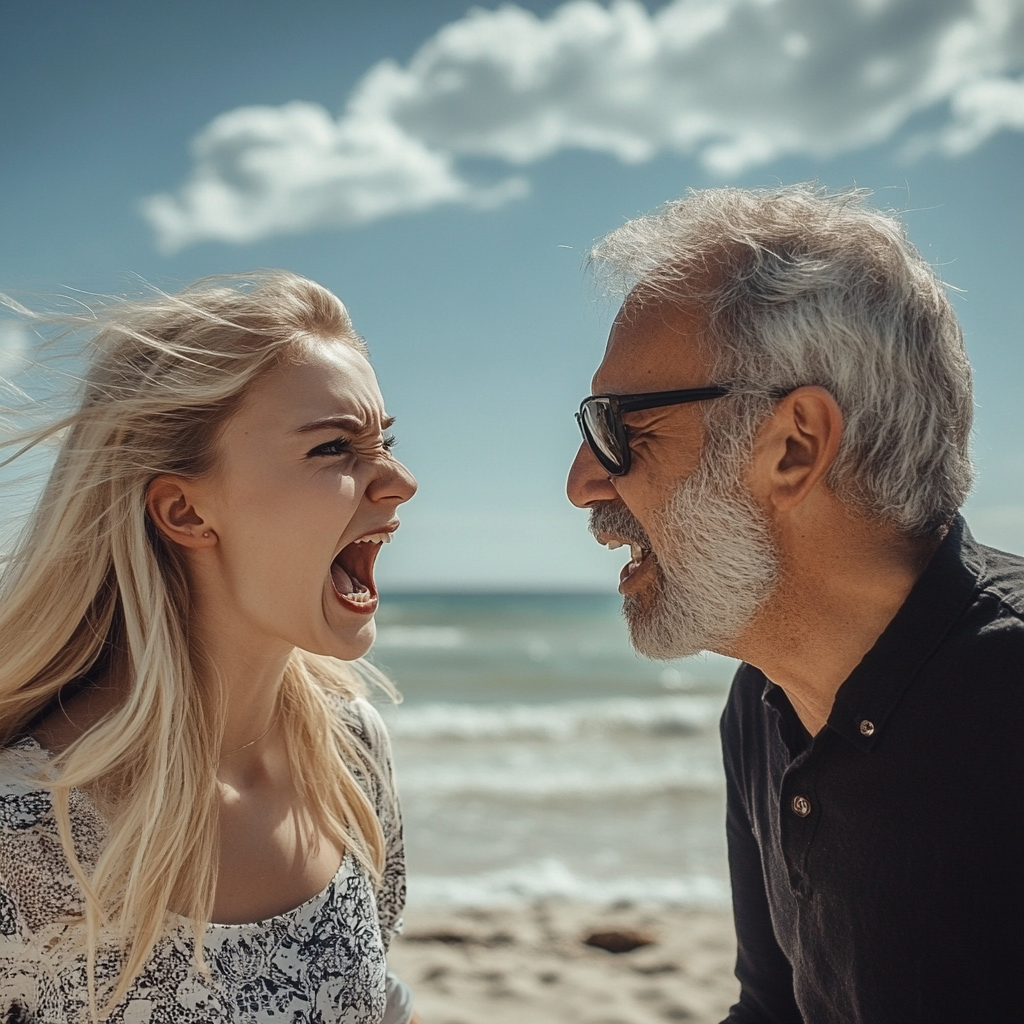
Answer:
[
  {"left": 0, "top": 271, "right": 393, "bottom": 1013},
  {"left": 590, "top": 184, "right": 974, "bottom": 536}
]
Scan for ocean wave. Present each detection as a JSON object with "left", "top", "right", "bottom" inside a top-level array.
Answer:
[
  {"left": 374, "top": 625, "right": 467, "bottom": 649},
  {"left": 399, "top": 758, "right": 723, "bottom": 799},
  {"left": 406, "top": 858, "right": 730, "bottom": 908},
  {"left": 388, "top": 695, "right": 721, "bottom": 742}
]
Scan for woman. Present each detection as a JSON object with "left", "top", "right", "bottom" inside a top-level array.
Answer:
[{"left": 0, "top": 272, "right": 420, "bottom": 1023}]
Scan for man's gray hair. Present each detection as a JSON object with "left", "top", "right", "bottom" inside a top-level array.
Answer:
[{"left": 590, "top": 184, "right": 974, "bottom": 537}]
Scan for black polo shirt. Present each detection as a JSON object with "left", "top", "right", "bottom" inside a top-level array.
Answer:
[{"left": 720, "top": 517, "right": 1024, "bottom": 1024}]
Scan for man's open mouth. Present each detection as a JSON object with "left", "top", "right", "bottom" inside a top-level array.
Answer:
[
  {"left": 329, "top": 531, "right": 393, "bottom": 614},
  {"left": 604, "top": 537, "right": 653, "bottom": 589}
]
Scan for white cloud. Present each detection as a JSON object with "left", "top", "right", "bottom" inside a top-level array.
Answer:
[
  {"left": 941, "top": 74, "right": 1024, "bottom": 154},
  {"left": 143, "top": 0, "right": 1024, "bottom": 251},
  {"left": 0, "top": 324, "right": 30, "bottom": 376},
  {"left": 141, "top": 100, "right": 528, "bottom": 252}
]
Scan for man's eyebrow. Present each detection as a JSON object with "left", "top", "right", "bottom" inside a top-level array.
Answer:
[{"left": 293, "top": 414, "right": 396, "bottom": 435}]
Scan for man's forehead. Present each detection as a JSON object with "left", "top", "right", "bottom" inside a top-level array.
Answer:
[{"left": 592, "top": 295, "right": 710, "bottom": 395}]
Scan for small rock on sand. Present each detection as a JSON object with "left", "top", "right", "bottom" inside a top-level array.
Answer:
[{"left": 388, "top": 902, "right": 738, "bottom": 1024}]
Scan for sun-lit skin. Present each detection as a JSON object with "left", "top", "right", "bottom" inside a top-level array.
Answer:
[
  {"left": 185, "top": 343, "right": 414, "bottom": 661},
  {"left": 566, "top": 297, "right": 711, "bottom": 614},
  {"left": 21, "top": 332, "right": 429, "bottom": 1015},
  {"left": 568, "top": 293, "right": 941, "bottom": 737},
  {"left": 139, "top": 340, "right": 417, "bottom": 924},
  {"left": 36, "top": 338, "right": 424, "bottom": 1005}
]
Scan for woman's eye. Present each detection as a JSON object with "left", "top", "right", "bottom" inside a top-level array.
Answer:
[
  {"left": 308, "top": 437, "right": 351, "bottom": 458},
  {"left": 307, "top": 433, "right": 396, "bottom": 459}
]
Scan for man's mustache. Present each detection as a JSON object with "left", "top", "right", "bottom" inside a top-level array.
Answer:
[{"left": 588, "top": 501, "right": 653, "bottom": 548}]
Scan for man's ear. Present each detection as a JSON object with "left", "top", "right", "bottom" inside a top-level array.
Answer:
[
  {"left": 145, "top": 475, "right": 216, "bottom": 550},
  {"left": 747, "top": 386, "right": 843, "bottom": 513}
]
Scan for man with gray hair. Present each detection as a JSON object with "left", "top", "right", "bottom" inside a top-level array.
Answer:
[{"left": 567, "top": 185, "right": 1022, "bottom": 1023}]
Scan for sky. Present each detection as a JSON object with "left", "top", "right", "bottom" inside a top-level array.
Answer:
[{"left": 3, "top": 0, "right": 1024, "bottom": 589}]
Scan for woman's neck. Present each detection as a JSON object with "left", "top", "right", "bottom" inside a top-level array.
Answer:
[{"left": 187, "top": 607, "right": 294, "bottom": 760}]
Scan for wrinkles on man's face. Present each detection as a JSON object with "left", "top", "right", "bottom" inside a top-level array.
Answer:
[
  {"left": 588, "top": 501, "right": 651, "bottom": 549},
  {"left": 596, "top": 447, "right": 779, "bottom": 660}
]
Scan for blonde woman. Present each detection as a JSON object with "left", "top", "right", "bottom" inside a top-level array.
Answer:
[{"left": 0, "top": 273, "right": 421, "bottom": 1023}]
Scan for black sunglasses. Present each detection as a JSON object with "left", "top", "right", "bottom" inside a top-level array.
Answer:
[{"left": 575, "top": 385, "right": 732, "bottom": 476}]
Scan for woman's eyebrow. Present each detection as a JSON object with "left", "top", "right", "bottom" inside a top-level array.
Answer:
[{"left": 293, "top": 414, "right": 396, "bottom": 435}]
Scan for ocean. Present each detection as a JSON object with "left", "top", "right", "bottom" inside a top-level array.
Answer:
[{"left": 369, "top": 592, "right": 739, "bottom": 910}]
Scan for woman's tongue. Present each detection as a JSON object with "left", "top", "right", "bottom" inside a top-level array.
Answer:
[
  {"left": 330, "top": 559, "right": 356, "bottom": 595},
  {"left": 331, "top": 545, "right": 372, "bottom": 597}
]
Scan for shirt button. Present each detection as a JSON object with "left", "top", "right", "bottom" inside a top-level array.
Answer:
[
  {"left": 791, "top": 795, "right": 812, "bottom": 817},
  {"left": 859, "top": 720, "right": 875, "bottom": 736}
]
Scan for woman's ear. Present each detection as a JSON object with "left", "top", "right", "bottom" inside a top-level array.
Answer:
[
  {"left": 145, "top": 476, "right": 216, "bottom": 549},
  {"left": 747, "top": 386, "right": 843, "bottom": 513}
]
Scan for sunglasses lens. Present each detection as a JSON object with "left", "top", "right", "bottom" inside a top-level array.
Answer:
[{"left": 580, "top": 400, "right": 624, "bottom": 473}]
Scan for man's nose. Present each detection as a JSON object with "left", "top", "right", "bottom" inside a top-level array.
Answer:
[{"left": 566, "top": 442, "right": 619, "bottom": 508}]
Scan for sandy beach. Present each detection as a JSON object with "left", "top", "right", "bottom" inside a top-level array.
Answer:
[
  {"left": 389, "top": 902, "right": 739, "bottom": 1024},
  {"left": 379, "top": 597, "right": 740, "bottom": 1022}
]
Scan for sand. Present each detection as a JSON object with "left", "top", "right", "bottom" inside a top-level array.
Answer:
[{"left": 388, "top": 902, "right": 739, "bottom": 1024}]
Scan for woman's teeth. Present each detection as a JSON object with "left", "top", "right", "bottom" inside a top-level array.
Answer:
[{"left": 330, "top": 531, "right": 395, "bottom": 607}]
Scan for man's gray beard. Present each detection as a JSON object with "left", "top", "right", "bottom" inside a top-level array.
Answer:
[{"left": 589, "top": 456, "right": 780, "bottom": 660}]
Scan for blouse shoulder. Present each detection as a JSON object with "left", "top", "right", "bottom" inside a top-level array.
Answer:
[
  {"left": 0, "top": 739, "right": 54, "bottom": 830},
  {"left": 326, "top": 694, "right": 406, "bottom": 949},
  {"left": 0, "top": 738, "right": 104, "bottom": 951},
  {"left": 329, "top": 695, "right": 399, "bottom": 799},
  {"left": 333, "top": 695, "right": 393, "bottom": 755}
]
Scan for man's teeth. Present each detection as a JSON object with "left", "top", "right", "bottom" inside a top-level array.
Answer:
[
  {"left": 353, "top": 533, "right": 392, "bottom": 544},
  {"left": 603, "top": 538, "right": 647, "bottom": 562}
]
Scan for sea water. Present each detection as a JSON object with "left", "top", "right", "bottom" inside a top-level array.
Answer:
[{"left": 370, "top": 592, "right": 738, "bottom": 909}]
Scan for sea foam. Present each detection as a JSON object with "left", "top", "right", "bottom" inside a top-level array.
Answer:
[
  {"left": 397, "top": 758, "right": 724, "bottom": 799},
  {"left": 407, "top": 858, "right": 731, "bottom": 908},
  {"left": 388, "top": 695, "right": 721, "bottom": 742}
]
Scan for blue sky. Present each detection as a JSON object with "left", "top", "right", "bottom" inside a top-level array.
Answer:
[{"left": 3, "top": 0, "right": 1024, "bottom": 588}]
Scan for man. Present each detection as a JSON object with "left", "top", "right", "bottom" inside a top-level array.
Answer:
[{"left": 566, "top": 185, "right": 1022, "bottom": 1024}]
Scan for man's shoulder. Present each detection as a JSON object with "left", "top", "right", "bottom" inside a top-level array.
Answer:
[
  {"left": 719, "top": 662, "right": 769, "bottom": 738},
  {"left": 974, "top": 540, "right": 1024, "bottom": 621},
  {"left": 948, "top": 538, "right": 1024, "bottom": 675}
]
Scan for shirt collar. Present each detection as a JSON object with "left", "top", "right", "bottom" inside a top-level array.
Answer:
[{"left": 826, "top": 515, "right": 984, "bottom": 751}]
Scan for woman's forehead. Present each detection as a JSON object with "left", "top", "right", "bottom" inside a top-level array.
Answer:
[{"left": 236, "top": 342, "right": 385, "bottom": 433}]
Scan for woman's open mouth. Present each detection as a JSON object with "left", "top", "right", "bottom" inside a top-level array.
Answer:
[{"left": 329, "top": 531, "right": 393, "bottom": 615}]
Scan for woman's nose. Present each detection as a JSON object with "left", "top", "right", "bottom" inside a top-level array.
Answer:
[{"left": 370, "top": 456, "right": 418, "bottom": 505}]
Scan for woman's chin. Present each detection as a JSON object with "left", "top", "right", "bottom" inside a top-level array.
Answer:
[
  {"left": 315, "top": 586, "right": 380, "bottom": 659},
  {"left": 323, "top": 618, "right": 377, "bottom": 661}
]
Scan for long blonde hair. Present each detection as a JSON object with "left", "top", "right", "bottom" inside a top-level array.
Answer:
[{"left": 0, "top": 272, "right": 394, "bottom": 1012}]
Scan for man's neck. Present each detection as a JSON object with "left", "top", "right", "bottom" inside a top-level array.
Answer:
[{"left": 731, "top": 507, "right": 943, "bottom": 735}]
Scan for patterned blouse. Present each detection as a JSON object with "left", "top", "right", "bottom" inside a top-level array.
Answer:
[{"left": 0, "top": 697, "right": 410, "bottom": 1024}]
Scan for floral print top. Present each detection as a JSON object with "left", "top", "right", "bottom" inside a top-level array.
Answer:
[{"left": 0, "top": 697, "right": 408, "bottom": 1024}]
